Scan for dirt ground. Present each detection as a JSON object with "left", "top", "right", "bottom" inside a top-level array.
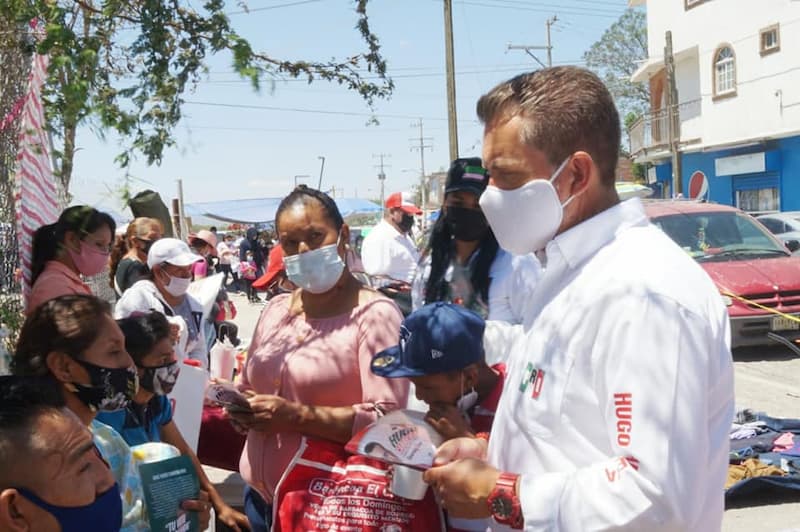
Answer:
[{"left": 214, "top": 293, "right": 800, "bottom": 531}]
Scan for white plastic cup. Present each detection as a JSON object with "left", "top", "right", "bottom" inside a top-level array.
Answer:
[{"left": 390, "top": 465, "right": 428, "bottom": 500}]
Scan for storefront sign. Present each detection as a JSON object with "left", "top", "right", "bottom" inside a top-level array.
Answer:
[
  {"left": 688, "top": 171, "right": 709, "bottom": 200},
  {"left": 715, "top": 152, "right": 766, "bottom": 176}
]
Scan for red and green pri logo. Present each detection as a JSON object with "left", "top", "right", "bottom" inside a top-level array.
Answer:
[{"left": 519, "top": 362, "right": 545, "bottom": 399}]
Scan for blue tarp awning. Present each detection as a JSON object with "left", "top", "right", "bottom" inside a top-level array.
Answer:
[{"left": 184, "top": 197, "right": 381, "bottom": 224}]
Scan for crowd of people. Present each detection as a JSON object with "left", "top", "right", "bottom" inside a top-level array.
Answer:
[{"left": 1, "top": 66, "right": 735, "bottom": 532}]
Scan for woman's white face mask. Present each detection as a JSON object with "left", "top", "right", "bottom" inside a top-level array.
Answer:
[
  {"left": 479, "top": 157, "right": 580, "bottom": 255},
  {"left": 283, "top": 233, "right": 345, "bottom": 294}
]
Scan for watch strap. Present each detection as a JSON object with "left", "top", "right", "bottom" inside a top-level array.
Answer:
[{"left": 488, "top": 472, "right": 523, "bottom": 529}]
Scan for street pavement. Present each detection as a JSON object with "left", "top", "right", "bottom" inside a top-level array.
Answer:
[
  {"left": 724, "top": 345, "right": 800, "bottom": 531},
  {"left": 214, "top": 291, "right": 800, "bottom": 530}
]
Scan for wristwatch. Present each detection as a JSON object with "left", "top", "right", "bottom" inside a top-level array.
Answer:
[{"left": 487, "top": 472, "right": 523, "bottom": 529}]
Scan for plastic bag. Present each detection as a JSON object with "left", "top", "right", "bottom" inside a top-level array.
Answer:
[
  {"left": 187, "top": 273, "right": 224, "bottom": 321},
  {"left": 273, "top": 438, "right": 446, "bottom": 532}
]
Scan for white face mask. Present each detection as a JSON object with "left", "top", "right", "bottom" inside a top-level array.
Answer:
[
  {"left": 479, "top": 157, "right": 576, "bottom": 255},
  {"left": 455, "top": 373, "right": 478, "bottom": 413},
  {"left": 163, "top": 273, "right": 191, "bottom": 297},
  {"left": 283, "top": 236, "right": 345, "bottom": 294}
]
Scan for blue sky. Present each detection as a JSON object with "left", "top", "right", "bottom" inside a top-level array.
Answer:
[{"left": 69, "top": 0, "right": 631, "bottom": 216}]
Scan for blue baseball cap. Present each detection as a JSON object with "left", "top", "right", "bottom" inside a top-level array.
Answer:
[{"left": 371, "top": 302, "right": 485, "bottom": 378}]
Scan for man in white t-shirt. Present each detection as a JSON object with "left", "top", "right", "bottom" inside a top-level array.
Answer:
[{"left": 361, "top": 191, "right": 421, "bottom": 285}]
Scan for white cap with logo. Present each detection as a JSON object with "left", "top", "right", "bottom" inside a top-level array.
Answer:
[{"left": 147, "top": 238, "right": 202, "bottom": 269}]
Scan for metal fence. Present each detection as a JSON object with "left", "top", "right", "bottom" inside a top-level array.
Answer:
[
  {"left": 0, "top": 24, "right": 31, "bottom": 368},
  {"left": 628, "top": 99, "right": 702, "bottom": 157}
]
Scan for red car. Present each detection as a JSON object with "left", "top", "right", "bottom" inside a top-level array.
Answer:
[{"left": 644, "top": 200, "right": 800, "bottom": 348}]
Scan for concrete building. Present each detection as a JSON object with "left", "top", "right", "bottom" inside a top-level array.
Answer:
[{"left": 629, "top": 0, "right": 800, "bottom": 213}]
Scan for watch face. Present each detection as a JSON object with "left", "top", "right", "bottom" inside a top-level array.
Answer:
[{"left": 491, "top": 495, "right": 513, "bottom": 518}]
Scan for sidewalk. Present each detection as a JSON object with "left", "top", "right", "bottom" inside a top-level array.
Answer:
[{"left": 204, "top": 291, "right": 264, "bottom": 513}]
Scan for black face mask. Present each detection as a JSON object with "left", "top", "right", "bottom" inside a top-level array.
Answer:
[
  {"left": 70, "top": 359, "right": 139, "bottom": 412},
  {"left": 398, "top": 214, "right": 415, "bottom": 233},
  {"left": 138, "top": 238, "right": 154, "bottom": 255},
  {"left": 446, "top": 206, "right": 489, "bottom": 242}
]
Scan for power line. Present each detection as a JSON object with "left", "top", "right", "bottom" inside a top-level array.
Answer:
[
  {"left": 209, "top": 62, "right": 539, "bottom": 75},
  {"left": 454, "top": 0, "right": 621, "bottom": 18},
  {"left": 500, "top": 0, "right": 629, "bottom": 6},
  {"left": 225, "top": 0, "right": 321, "bottom": 16},
  {"left": 183, "top": 125, "right": 424, "bottom": 133},
  {"left": 507, "top": 15, "right": 558, "bottom": 68},
  {"left": 201, "top": 61, "right": 587, "bottom": 84},
  {"left": 470, "top": 0, "right": 625, "bottom": 15},
  {"left": 183, "top": 100, "right": 481, "bottom": 123}
]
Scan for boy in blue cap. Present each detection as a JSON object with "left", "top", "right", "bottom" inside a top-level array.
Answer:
[{"left": 371, "top": 302, "right": 506, "bottom": 441}]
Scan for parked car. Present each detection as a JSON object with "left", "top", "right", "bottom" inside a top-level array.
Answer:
[
  {"left": 756, "top": 212, "right": 800, "bottom": 251},
  {"left": 643, "top": 200, "right": 800, "bottom": 348}
]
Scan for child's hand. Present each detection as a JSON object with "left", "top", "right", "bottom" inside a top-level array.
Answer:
[{"left": 425, "top": 403, "right": 475, "bottom": 441}]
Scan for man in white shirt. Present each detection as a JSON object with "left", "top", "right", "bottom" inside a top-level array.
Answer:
[
  {"left": 423, "top": 67, "right": 734, "bottom": 531},
  {"left": 361, "top": 191, "right": 421, "bottom": 284}
]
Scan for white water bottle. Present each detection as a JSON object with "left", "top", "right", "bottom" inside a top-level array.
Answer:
[{"left": 209, "top": 339, "right": 236, "bottom": 381}]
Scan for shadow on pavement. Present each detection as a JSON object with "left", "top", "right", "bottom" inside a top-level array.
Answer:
[
  {"left": 733, "top": 345, "right": 798, "bottom": 362},
  {"left": 726, "top": 487, "right": 800, "bottom": 509}
]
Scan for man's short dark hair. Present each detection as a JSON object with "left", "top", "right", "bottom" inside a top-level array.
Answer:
[
  {"left": 0, "top": 375, "right": 66, "bottom": 487},
  {"left": 477, "top": 66, "right": 621, "bottom": 186}
]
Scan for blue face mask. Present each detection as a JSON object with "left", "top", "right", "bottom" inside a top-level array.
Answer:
[
  {"left": 283, "top": 234, "right": 345, "bottom": 294},
  {"left": 15, "top": 483, "right": 122, "bottom": 532}
]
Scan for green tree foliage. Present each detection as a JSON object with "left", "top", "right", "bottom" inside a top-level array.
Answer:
[
  {"left": 584, "top": 9, "right": 649, "bottom": 119},
  {"left": 624, "top": 111, "right": 646, "bottom": 181},
  {"left": 1, "top": 0, "right": 393, "bottom": 193}
]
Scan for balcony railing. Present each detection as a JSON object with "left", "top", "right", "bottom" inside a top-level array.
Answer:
[{"left": 628, "top": 99, "right": 701, "bottom": 157}]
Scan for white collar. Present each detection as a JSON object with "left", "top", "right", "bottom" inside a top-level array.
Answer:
[{"left": 544, "top": 198, "right": 650, "bottom": 271}]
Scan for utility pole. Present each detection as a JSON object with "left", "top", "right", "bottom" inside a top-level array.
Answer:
[
  {"left": 507, "top": 15, "right": 557, "bottom": 68},
  {"left": 317, "top": 156, "right": 325, "bottom": 190},
  {"left": 410, "top": 119, "right": 434, "bottom": 231},
  {"left": 373, "top": 153, "right": 391, "bottom": 216},
  {"left": 546, "top": 15, "right": 557, "bottom": 67},
  {"left": 176, "top": 179, "right": 187, "bottom": 239},
  {"left": 664, "top": 30, "right": 682, "bottom": 197},
  {"left": 443, "top": 0, "right": 459, "bottom": 161}
]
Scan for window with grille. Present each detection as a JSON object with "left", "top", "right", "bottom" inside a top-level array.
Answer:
[
  {"left": 760, "top": 25, "right": 780, "bottom": 55},
  {"left": 714, "top": 46, "right": 736, "bottom": 96}
]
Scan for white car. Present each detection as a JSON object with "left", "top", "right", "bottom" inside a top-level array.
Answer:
[{"left": 756, "top": 212, "right": 800, "bottom": 252}]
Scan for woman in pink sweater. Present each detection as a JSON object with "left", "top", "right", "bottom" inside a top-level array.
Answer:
[
  {"left": 26, "top": 206, "right": 115, "bottom": 314},
  {"left": 229, "top": 186, "right": 409, "bottom": 532}
]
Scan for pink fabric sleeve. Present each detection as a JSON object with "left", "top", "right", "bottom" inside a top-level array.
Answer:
[
  {"left": 27, "top": 274, "right": 91, "bottom": 315},
  {"left": 191, "top": 260, "right": 208, "bottom": 278},
  {"left": 352, "top": 298, "right": 409, "bottom": 434}
]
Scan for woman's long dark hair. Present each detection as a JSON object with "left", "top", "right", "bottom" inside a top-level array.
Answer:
[
  {"left": 117, "top": 311, "right": 171, "bottom": 366},
  {"left": 30, "top": 206, "right": 116, "bottom": 287},
  {"left": 423, "top": 208, "right": 499, "bottom": 305},
  {"left": 12, "top": 294, "right": 111, "bottom": 377},
  {"left": 275, "top": 185, "right": 344, "bottom": 233}
]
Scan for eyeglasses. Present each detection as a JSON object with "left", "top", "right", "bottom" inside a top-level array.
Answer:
[{"left": 84, "top": 239, "right": 112, "bottom": 254}]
